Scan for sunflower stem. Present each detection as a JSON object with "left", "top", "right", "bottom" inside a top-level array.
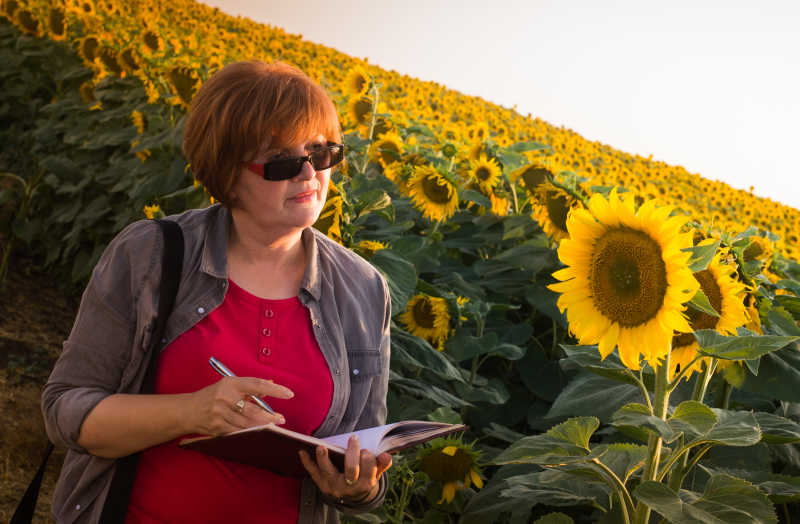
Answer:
[
  {"left": 360, "top": 83, "right": 381, "bottom": 176},
  {"left": 690, "top": 358, "right": 716, "bottom": 405},
  {"left": 591, "top": 458, "right": 635, "bottom": 524},
  {"left": 510, "top": 183, "right": 520, "bottom": 215},
  {"left": 633, "top": 354, "right": 670, "bottom": 524},
  {"left": 629, "top": 368, "right": 653, "bottom": 414}
]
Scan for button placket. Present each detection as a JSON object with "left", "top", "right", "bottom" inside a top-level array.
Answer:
[{"left": 258, "top": 306, "right": 276, "bottom": 362}]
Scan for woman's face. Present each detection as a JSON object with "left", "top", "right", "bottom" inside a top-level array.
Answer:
[{"left": 231, "top": 133, "right": 331, "bottom": 236}]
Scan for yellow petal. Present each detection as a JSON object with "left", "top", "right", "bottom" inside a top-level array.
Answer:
[
  {"left": 598, "top": 322, "right": 620, "bottom": 359},
  {"left": 470, "top": 468, "right": 484, "bottom": 489},
  {"left": 441, "top": 446, "right": 458, "bottom": 456}
]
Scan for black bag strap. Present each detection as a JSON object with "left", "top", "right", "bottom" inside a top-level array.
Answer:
[
  {"left": 11, "top": 219, "right": 184, "bottom": 524},
  {"left": 9, "top": 442, "right": 54, "bottom": 524},
  {"left": 99, "top": 218, "right": 184, "bottom": 523}
]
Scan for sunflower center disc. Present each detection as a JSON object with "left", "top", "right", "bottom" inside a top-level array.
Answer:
[
  {"left": 674, "top": 269, "right": 722, "bottom": 347},
  {"left": 413, "top": 299, "right": 436, "bottom": 329},
  {"left": 421, "top": 175, "right": 452, "bottom": 204},
  {"left": 476, "top": 167, "right": 491, "bottom": 182},
  {"left": 743, "top": 241, "right": 764, "bottom": 262},
  {"left": 545, "top": 192, "right": 570, "bottom": 233},
  {"left": 590, "top": 228, "right": 668, "bottom": 327},
  {"left": 521, "top": 167, "right": 550, "bottom": 193}
]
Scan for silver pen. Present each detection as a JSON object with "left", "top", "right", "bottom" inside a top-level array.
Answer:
[{"left": 209, "top": 356, "right": 276, "bottom": 415}]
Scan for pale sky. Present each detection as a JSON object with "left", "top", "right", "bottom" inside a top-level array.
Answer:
[{"left": 205, "top": 0, "right": 800, "bottom": 210}]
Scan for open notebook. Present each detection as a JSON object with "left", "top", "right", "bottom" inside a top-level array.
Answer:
[{"left": 180, "top": 420, "right": 467, "bottom": 477}]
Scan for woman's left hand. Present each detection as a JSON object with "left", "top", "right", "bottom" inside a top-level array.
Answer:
[{"left": 298, "top": 435, "right": 392, "bottom": 504}]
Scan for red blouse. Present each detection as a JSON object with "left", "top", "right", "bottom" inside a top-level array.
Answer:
[{"left": 126, "top": 280, "right": 334, "bottom": 524}]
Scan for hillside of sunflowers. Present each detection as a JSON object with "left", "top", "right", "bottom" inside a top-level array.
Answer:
[{"left": 3, "top": 0, "right": 800, "bottom": 522}]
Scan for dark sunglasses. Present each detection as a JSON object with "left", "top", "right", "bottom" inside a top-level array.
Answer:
[{"left": 244, "top": 143, "right": 345, "bottom": 181}]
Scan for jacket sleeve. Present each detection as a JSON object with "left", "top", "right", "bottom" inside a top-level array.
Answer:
[{"left": 41, "top": 220, "right": 160, "bottom": 453}]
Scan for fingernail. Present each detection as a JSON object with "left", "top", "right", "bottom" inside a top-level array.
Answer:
[
  {"left": 285, "top": 388, "right": 294, "bottom": 398},
  {"left": 350, "top": 435, "right": 359, "bottom": 444},
  {"left": 277, "top": 415, "right": 286, "bottom": 424}
]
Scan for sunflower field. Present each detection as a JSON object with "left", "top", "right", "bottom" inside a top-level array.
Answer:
[{"left": 3, "top": 0, "right": 800, "bottom": 522}]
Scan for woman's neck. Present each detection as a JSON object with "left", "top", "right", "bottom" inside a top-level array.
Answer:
[{"left": 226, "top": 210, "right": 307, "bottom": 299}]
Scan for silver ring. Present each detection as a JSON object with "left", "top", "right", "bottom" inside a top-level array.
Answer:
[
  {"left": 234, "top": 399, "right": 246, "bottom": 413},
  {"left": 344, "top": 477, "right": 355, "bottom": 486}
]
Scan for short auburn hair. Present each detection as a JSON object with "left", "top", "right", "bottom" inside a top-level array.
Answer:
[{"left": 183, "top": 60, "right": 342, "bottom": 205}]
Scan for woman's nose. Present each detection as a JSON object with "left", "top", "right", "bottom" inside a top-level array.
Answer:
[{"left": 293, "top": 159, "right": 315, "bottom": 180}]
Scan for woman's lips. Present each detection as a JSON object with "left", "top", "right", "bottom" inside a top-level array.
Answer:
[{"left": 289, "top": 190, "right": 316, "bottom": 202}]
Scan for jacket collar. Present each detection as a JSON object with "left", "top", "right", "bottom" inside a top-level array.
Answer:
[{"left": 200, "top": 204, "right": 321, "bottom": 301}]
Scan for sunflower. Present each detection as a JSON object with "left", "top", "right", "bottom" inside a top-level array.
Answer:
[
  {"left": 469, "top": 154, "right": 502, "bottom": 191},
  {"left": 141, "top": 29, "right": 163, "bottom": 54},
  {"left": 370, "top": 131, "right": 404, "bottom": 168},
  {"left": 530, "top": 182, "right": 583, "bottom": 242},
  {"left": 548, "top": 190, "right": 700, "bottom": 370},
  {"left": 407, "top": 165, "right": 459, "bottom": 222},
  {"left": 130, "top": 110, "right": 145, "bottom": 134},
  {"left": 670, "top": 250, "right": 749, "bottom": 380},
  {"left": 167, "top": 66, "right": 200, "bottom": 108},
  {"left": 96, "top": 46, "right": 124, "bottom": 77},
  {"left": 512, "top": 163, "right": 552, "bottom": 190},
  {"left": 399, "top": 294, "right": 451, "bottom": 350},
  {"left": 14, "top": 9, "right": 42, "bottom": 37},
  {"left": 466, "top": 122, "right": 489, "bottom": 142},
  {"left": 143, "top": 204, "right": 162, "bottom": 219},
  {"left": 77, "top": 35, "right": 99, "bottom": 66},
  {"left": 742, "top": 235, "right": 774, "bottom": 264},
  {"left": 355, "top": 240, "right": 386, "bottom": 258},
  {"left": 47, "top": 5, "right": 67, "bottom": 41},
  {"left": 313, "top": 184, "right": 344, "bottom": 243},
  {"left": 119, "top": 47, "right": 141, "bottom": 74},
  {"left": 79, "top": 80, "right": 95, "bottom": 103},
  {"left": 342, "top": 65, "right": 370, "bottom": 97},
  {"left": 418, "top": 438, "right": 483, "bottom": 504},
  {"left": 347, "top": 95, "right": 373, "bottom": 127},
  {"left": 1, "top": 0, "right": 20, "bottom": 20}
]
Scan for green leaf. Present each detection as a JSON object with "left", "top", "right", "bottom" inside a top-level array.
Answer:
[
  {"left": 612, "top": 403, "right": 680, "bottom": 443},
  {"left": 390, "top": 327, "right": 466, "bottom": 383},
  {"left": 355, "top": 189, "right": 391, "bottom": 219},
  {"left": 389, "top": 373, "right": 473, "bottom": 408},
  {"left": 695, "top": 329, "right": 799, "bottom": 360},
  {"left": 699, "top": 465, "right": 800, "bottom": 504},
  {"left": 683, "top": 240, "right": 721, "bottom": 272},
  {"left": 460, "top": 464, "right": 551, "bottom": 524},
  {"left": 548, "top": 372, "right": 643, "bottom": 422},
  {"left": 459, "top": 189, "right": 492, "bottom": 209},
  {"left": 739, "top": 344, "right": 800, "bottom": 402},
  {"left": 753, "top": 412, "right": 800, "bottom": 444},
  {"left": 499, "top": 468, "right": 610, "bottom": 511},
  {"left": 533, "top": 513, "right": 575, "bottom": 524},
  {"left": 634, "top": 474, "right": 777, "bottom": 523},
  {"left": 559, "top": 345, "right": 642, "bottom": 388},
  {"left": 445, "top": 330, "right": 499, "bottom": 362},
  {"left": 454, "top": 377, "right": 510, "bottom": 404},
  {"left": 699, "top": 408, "right": 762, "bottom": 447},
  {"left": 767, "top": 308, "right": 800, "bottom": 336},
  {"left": 509, "top": 141, "right": 551, "bottom": 153},
  {"left": 494, "top": 241, "right": 559, "bottom": 274},
  {"left": 370, "top": 249, "right": 416, "bottom": 315},
  {"left": 669, "top": 401, "right": 718, "bottom": 438},
  {"left": 491, "top": 417, "right": 600, "bottom": 466},
  {"left": 519, "top": 346, "right": 571, "bottom": 402},
  {"left": 594, "top": 443, "right": 648, "bottom": 484},
  {"left": 495, "top": 150, "right": 527, "bottom": 172},
  {"left": 776, "top": 295, "right": 800, "bottom": 321},
  {"left": 688, "top": 289, "right": 720, "bottom": 317}
]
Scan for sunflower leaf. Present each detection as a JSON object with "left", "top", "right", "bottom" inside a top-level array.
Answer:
[
  {"left": 699, "top": 465, "right": 800, "bottom": 504},
  {"left": 459, "top": 189, "right": 492, "bottom": 209},
  {"left": 687, "top": 408, "right": 762, "bottom": 447},
  {"left": 688, "top": 289, "right": 720, "bottom": 317},
  {"left": 611, "top": 403, "right": 681, "bottom": 443},
  {"left": 633, "top": 474, "right": 778, "bottom": 524},
  {"left": 533, "top": 513, "right": 575, "bottom": 524},
  {"left": 694, "top": 330, "right": 800, "bottom": 360},
  {"left": 683, "top": 240, "right": 721, "bottom": 272},
  {"left": 491, "top": 417, "right": 600, "bottom": 466},
  {"left": 508, "top": 141, "right": 551, "bottom": 153},
  {"left": 497, "top": 468, "right": 611, "bottom": 511},
  {"left": 753, "top": 412, "right": 800, "bottom": 444},
  {"left": 371, "top": 249, "right": 417, "bottom": 314},
  {"left": 558, "top": 345, "right": 643, "bottom": 389},
  {"left": 388, "top": 373, "right": 473, "bottom": 408}
]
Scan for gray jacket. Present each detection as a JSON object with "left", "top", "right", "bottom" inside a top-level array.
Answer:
[{"left": 41, "top": 204, "right": 391, "bottom": 524}]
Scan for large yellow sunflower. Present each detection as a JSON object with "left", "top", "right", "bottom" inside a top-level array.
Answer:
[
  {"left": 399, "top": 294, "right": 451, "bottom": 350},
  {"left": 46, "top": 5, "right": 67, "bottom": 41},
  {"left": 742, "top": 235, "right": 774, "bottom": 264},
  {"left": 670, "top": 250, "right": 750, "bottom": 380},
  {"left": 468, "top": 154, "right": 502, "bottom": 191},
  {"left": 407, "top": 165, "right": 459, "bottom": 222},
  {"left": 530, "top": 182, "right": 583, "bottom": 242},
  {"left": 548, "top": 190, "right": 700, "bottom": 370}
]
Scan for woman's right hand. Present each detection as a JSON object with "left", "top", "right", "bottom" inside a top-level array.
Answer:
[{"left": 185, "top": 376, "right": 293, "bottom": 436}]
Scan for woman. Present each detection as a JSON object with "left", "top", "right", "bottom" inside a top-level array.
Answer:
[{"left": 42, "top": 60, "right": 392, "bottom": 523}]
